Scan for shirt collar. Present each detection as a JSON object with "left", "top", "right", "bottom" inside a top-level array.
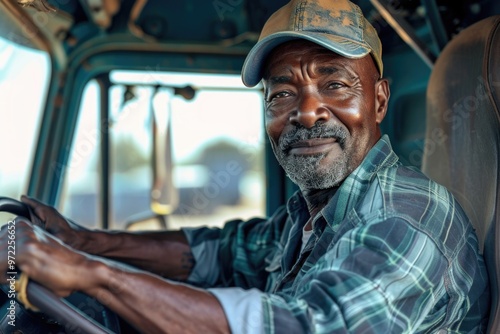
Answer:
[{"left": 321, "top": 135, "right": 399, "bottom": 228}]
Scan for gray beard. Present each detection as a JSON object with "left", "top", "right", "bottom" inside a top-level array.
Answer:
[{"left": 272, "top": 124, "right": 351, "bottom": 190}]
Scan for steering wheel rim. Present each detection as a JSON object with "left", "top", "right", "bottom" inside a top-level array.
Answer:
[
  {"left": 0, "top": 197, "right": 31, "bottom": 218},
  {"left": 0, "top": 197, "right": 121, "bottom": 334}
]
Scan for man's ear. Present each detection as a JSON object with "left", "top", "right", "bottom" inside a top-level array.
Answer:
[{"left": 375, "top": 78, "right": 390, "bottom": 124}]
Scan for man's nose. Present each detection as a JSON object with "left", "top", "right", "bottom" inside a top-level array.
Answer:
[{"left": 289, "top": 92, "right": 330, "bottom": 128}]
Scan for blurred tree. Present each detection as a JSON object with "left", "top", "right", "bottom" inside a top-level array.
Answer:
[{"left": 112, "top": 136, "right": 149, "bottom": 173}]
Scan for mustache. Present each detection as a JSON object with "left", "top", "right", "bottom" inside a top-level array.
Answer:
[{"left": 279, "top": 124, "right": 348, "bottom": 152}]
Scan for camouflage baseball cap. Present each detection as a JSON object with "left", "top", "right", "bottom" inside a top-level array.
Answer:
[{"left": 241, "top": 0, "right": 383, "bottom": 87}]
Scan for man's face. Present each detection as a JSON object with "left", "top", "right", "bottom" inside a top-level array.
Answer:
[{"left": 262, "top": 40, "right": 389, "bottom": 191}]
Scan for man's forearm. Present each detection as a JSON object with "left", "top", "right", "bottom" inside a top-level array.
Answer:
[
  {"left": 75, "top": 229, "right": 194, "bottom": 280},
  {"left": 86, "top": 260, "right": 229, "bottom": 334}
]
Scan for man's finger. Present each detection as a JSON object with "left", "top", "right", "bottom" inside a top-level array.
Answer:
[
  {"left": 20, "top": 195, "right": 42, "bottom": 209},
  {"left": 20, "top": 195, "right": 45, "bottom": 227}
]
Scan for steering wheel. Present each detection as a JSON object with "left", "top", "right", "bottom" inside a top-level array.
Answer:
[{"left": 0, "top": 197, "right": 122, "bottom": 334}]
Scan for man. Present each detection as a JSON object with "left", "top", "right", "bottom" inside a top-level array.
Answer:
[{"left": 1, "top": 0, "right": 489, "bottom": 332}]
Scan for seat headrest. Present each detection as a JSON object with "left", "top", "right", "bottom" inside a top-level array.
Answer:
[{"left": 422, "top": 15, "right": 500, "bottom": 252}]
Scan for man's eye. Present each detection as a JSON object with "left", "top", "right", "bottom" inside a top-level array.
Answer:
[
  {"left": 268, "top": 91, "right": 291, "bottom": 101},
  {"left": 327, "top": 82, "right": 344, "bottom": 89}
]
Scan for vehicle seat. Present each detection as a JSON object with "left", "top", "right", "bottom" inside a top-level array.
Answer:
[{"left": 422, "top": 15, "right": 500, "bottom": 332}]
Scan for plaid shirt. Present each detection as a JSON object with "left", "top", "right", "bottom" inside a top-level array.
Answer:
[{"left": 183, "top": 135, "right": 489, "bottom": 333}]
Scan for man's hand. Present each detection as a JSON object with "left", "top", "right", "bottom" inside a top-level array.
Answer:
[
  {"left": 0, "top": 218, "right": 230, "bottom": 333},
  {"left": 0, "top": 218, "right": 94, "bottom": 297},
  {"left": 20, "top": 196, "right": 84, "bottom": 250}
]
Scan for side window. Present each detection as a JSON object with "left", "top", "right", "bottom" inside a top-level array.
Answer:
[
  {"left": 60, "top": 71, "right": 266, "bottom": 230},
  {"left": 0, "top": 37, "right": 49, "bottom": 221}
]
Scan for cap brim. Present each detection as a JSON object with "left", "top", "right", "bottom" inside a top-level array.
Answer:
[{"left": 241, "top": 31, "right": 372, "bottom": 87}]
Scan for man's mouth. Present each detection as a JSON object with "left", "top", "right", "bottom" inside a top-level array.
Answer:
[{"left": 287, "top": 137, "right": 339, "bottom": 155}]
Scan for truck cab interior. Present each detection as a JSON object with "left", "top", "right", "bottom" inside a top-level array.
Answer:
[{"left": 0, "top": 0, "right": 499, "bottom": 332}]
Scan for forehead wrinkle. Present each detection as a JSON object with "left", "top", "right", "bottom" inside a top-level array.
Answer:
[
  {"left": 302, "top": 59, "right": 357, "bottom": 81},
  {"left": 264, "top": 45, "right": 362, "bottom": 87}
]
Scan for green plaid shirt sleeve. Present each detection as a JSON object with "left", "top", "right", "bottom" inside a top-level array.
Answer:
[{"left": 183, "top": 135, "right": 489, "bottom": 333}]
